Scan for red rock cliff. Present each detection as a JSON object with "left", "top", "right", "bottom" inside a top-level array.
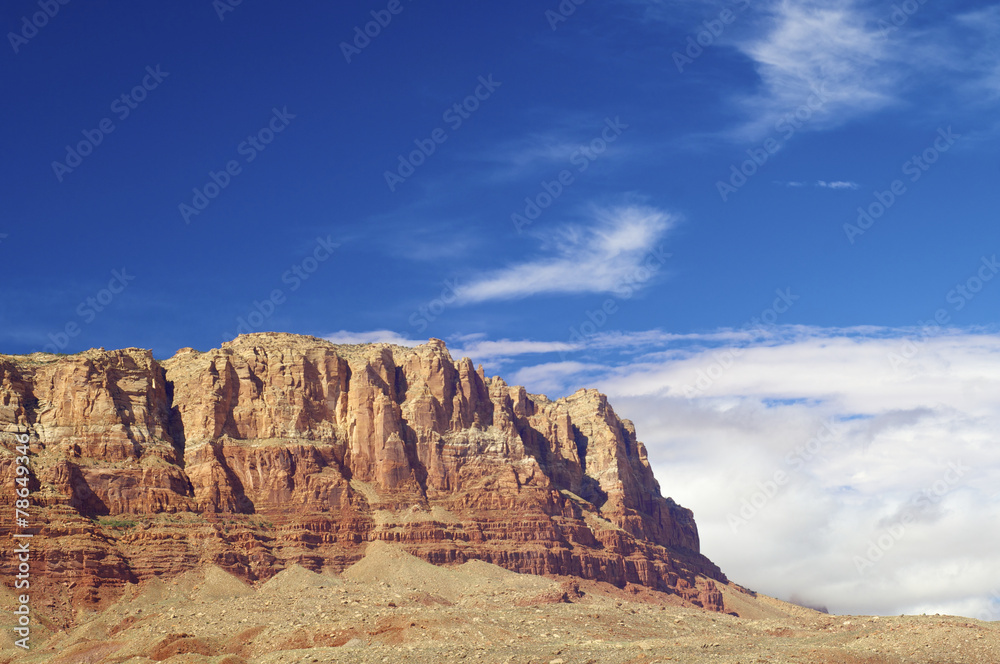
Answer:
[{"left": 0, "top": 333, "right": 726, "bottom": 624}]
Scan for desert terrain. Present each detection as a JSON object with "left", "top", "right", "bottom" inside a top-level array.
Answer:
[{"left": 3, "top": 541, "right": 996, "bottom": 664}]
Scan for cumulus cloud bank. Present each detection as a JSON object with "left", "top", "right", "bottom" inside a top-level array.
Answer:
[
  {"left": 320, "top": 325, "right": 1000, "bottom": 618},
  {"left": 490, "top": 326, "right": 1000, "bottom": 619}
]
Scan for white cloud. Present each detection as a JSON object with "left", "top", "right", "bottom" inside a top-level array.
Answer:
[
  {"left": 454, "top": 338, "right": 580, "bottom": 361},
  {"left": 632, "top": 0, "right": 1000, "bottom": 141},
  {"left": 324, "top": 330, "right": 424, "bottom": 346},
  {"left": 727, "top": 0, "right": 1000, "bottom": 139},
  {"left": 732, "top": 0, "right": 898, "bottom": 139},
  {"left": 457, "top": 205, "right": 673, "bottom": 304},
  {"left": 951, "top": 6, "right": 1000, "bottom": 103},
  {"left": 323, "top": 333, "right": 584, "bottom": 370},
  {"left": 505, "top": 326, "right": 1000, "bottom": 618},
  {"left": 777, "top": 180, "right": 860, "bottom": 189},
  {"left": 317, "top": 326, "right": 1000, "bottom": 616},
  {"left": 510, "top": 361, "right": 609, "bottom": 397}
]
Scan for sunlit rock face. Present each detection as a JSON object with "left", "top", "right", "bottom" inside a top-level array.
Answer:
[{"left": 0, "top": 333, "right": 727, "bottom": 621}]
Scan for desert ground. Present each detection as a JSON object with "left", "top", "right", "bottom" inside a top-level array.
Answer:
[{"left": 2, "top": 542, "right": 996, "bottom": 664}]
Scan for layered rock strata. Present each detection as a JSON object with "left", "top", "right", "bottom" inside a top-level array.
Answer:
[{"left": 0, "top": 333, "right": 726, "bottom": 623}]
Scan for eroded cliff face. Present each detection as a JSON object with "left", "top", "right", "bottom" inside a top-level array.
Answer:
[{"left": 0, "top": 333, "right": 726, "bottom": 624}]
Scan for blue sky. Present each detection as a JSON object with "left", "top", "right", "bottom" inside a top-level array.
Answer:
[{"left": 3, "top": 0, "right": 1000, "bottom": 618}]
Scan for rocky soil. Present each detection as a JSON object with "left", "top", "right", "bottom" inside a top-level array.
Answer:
[{"left": 2, "top": 542, "right": 996, "bottom": 664}]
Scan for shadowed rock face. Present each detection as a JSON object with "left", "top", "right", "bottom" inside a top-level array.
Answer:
[{"left": 0, "top": 333, "right": 727, "bottom": 623}]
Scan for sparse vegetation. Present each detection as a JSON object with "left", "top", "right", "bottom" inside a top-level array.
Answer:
[
  {"left": 249, "top": 517, "right": 274, "bottom": 530},
  {"left": 96, "top": 516, "right": 138, "bottom": 530}
]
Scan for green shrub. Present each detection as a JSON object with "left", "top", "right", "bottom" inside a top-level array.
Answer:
[{"left": 97, "top": 517, "right": 137, "bottom": 530}]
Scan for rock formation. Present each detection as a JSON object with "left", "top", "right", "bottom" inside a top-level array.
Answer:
[{"left": 0, "top": 333, "right": 727, "bottom": 625}]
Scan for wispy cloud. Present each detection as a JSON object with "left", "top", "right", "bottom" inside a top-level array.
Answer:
[
  {"left": 721, "top": 0, "right": 1000, "bottom": 140},
  {"left": 509, "top": 360, "right": 610, "bottom": 396},
  {"left": 456, "top": 204, "right": 673, "bottom": 304},
  {"left": 732, "top": 0, "right": 897, "bottom": 139},
  {"left": 324, "top": 330, "right": 424, "bottom": 346},
  {"left": 817, "top": 180, "right": 859, "bottom": 189},
  {"left": 475, "top": 133, "right": 586, "bottom": 174},
  {"left": 952, "top": 5, "right": 1000, "bottom": 103},
  {"left": 322, "top": 334, "right": 584, "bottom": 364},
  {"left": 452, "top": 338, "right": 579, "bottom": 361},
  {"left": 460, "top": 325, "right": 910, "bottom": 370},
  {"left": 464, "top": 115, "right": 638, "bottom": 182},
  {"left": 777, "top": 180, "right": 859, "bottom": 189},
  {"left": 359, "top": 203, "right": 485, "bottom": 263}
]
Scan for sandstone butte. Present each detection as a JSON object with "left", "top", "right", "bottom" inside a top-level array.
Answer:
[{"left": 0, "top": 333, "right": 734, "bottom": 628}]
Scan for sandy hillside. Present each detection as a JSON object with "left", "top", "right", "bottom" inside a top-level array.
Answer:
[{"left": 4, "top": 542, "right": 998, "bottom": 664}]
